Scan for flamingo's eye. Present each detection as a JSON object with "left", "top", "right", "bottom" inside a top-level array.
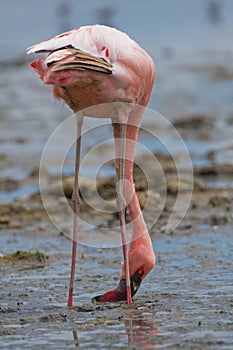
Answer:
[{"left": 137, "top": 269, "right": 144, "bottom": 276}]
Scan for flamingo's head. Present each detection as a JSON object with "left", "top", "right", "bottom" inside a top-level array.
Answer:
[
  {"left": 93, "top": 270, "right": 143, "bottom": 303},
  {"left": 93, "top": 235, "right": 156, "bottom": 302}
]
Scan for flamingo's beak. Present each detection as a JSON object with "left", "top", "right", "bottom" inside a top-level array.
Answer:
[{"left": 92, "top": 271, "right": 142, "bottom": 302}]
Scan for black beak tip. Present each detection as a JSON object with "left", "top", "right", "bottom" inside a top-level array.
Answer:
[
  {"left": 92, "top": 295, "right": 101, "bottom": 302},
  {"left": 130, "top": 271, "right": 143, "bottom": 297}
]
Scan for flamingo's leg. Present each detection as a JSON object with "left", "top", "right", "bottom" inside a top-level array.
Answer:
[
  {"left": 92, "top": 117, "right": 143, "bottom": 303},
  {"left": 67, "top": 114, "right": 84, "bottom": 307},
  {"left": 117, "top": 112, "right": 132, "bottom": 304}
]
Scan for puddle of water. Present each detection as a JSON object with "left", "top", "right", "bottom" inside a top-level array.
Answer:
[
  {"left": 207, "top": 179, "right": 233, "bottom": 189},
  {"left": 0, "top": 183, "right": 39, "bottom": 204}
]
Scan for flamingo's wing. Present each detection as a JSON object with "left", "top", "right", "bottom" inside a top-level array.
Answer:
[
  {"left": 28, "top": 26, "right": 113, "bottom": 75},
  {"left": 27, "top": 29, "right": 76, "bottom": 54},
  {"left": 27, "top": 26, "right": 113, "bottom": 75},
  {"left": 48, "top": 48, "right": 112, "bottom": 74}
]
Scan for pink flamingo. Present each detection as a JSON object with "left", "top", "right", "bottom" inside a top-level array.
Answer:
[{"left": 27, "top": 24, "right": 156, "bottom": 306}]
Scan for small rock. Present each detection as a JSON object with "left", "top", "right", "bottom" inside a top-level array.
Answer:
[
  {"left": 0, "top": 215, "right": 10, "bottom": 224},
  {"left": 208, "top": 195, "right": 231, "bottom": 207},
  {"left": 19, "top": 318, "right": 28, "bottom": 325},
  {"left": 209, "top": 213, "right": 230, "bottom": 226},
  {"left": 227, "top": 114, "right": 233, "bottom": 125},
  {"left": 173, "top": 114, "right": 214, "bottom": 130},
  {"left": 30, "top": 166, "right": 40, "bottom": 177},
  {"left": 166, "top": 176, "right": 193, "bottom": 195},
  {"left": 74, "top": 304, "right": 96, "bottom": 312}
]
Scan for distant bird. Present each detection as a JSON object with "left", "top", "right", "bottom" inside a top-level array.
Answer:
[{"left": 27, "top": 24, "right": 156, "bottom": 306}]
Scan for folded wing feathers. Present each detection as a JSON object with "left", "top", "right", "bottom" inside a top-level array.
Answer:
[{"left": 49, "top": 48, "right": 112, "bottom": 74}]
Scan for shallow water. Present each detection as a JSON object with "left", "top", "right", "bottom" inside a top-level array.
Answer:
[{"left": 1, "top": 224, "right": 233, "bottom": 349}]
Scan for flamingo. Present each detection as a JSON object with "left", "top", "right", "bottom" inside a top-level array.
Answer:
[{"left": 27, "top": 24, "right": 156, "bottom": 306}]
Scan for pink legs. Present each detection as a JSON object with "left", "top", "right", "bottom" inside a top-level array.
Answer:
[
  {"left": 67, "top": 114, "right": 83, "bottom": 307},
  {"left": 67, "top": 109, "right": 132, "bottom": 305},
  {"left": 117, "top": 121, "right": 132, "bottom": 304}
]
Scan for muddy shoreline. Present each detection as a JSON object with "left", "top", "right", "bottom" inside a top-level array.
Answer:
[{"left": 1, "top": 151, "right": 233, "bottom": 349}]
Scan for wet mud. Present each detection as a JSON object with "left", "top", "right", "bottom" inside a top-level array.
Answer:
[{"left": 1, "top": 149, "right": 233, "bottom": 349}]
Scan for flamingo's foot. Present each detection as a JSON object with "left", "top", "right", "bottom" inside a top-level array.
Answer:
[{"left": 92, "top": 271, "right": 142, "bottom": 302}]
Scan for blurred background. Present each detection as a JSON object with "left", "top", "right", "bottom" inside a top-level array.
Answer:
[
  {"left": 1, "top": 0, "right": 232, "bottom": 57},
  {"left": 0, "top": 0, "right": 233, "bottom": 196}
]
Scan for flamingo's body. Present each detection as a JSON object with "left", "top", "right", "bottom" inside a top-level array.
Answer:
[{"left": 28, "top": 24, "right": 156, "bottom": 305}]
